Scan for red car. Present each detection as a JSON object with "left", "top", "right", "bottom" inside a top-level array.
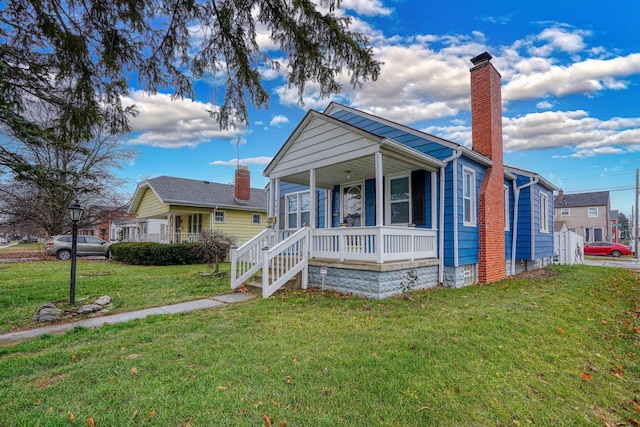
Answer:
[{"left": 583, "top": 242, "right": 632, "bottom": 257}]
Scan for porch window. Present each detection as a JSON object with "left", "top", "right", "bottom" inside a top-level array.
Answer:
[
  {"left": 214, "top": 211, "right": 225, "bottom": 223},
  {"left": 188, "top": 214, "right": 203, "bottom": 234},
  {"left": 463, "top": 168, "right": 476, "bottom": 226},
  {"left": 387, "top": 175, "right": 411, "bottom": 225},
  {"left": 287, "top": 192, "right": 310, "bottom": 229},
  {"left": 540, "top": 193, "right": 549, "bottom": 233}
]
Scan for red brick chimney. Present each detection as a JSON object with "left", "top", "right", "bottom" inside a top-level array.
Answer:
[
  {"left": 235, "top": 165, "right": 251, "bottom": 202},
  {"left": 558, "top": 190, "right": 564, "bottom": 202},
  {"left": 470, "top": 52, "right": 506, "bottom": 283}
]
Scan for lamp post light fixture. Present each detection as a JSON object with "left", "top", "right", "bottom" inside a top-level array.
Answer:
[{"left": 67, "top": 200, "right": 84, "bottom": 305}]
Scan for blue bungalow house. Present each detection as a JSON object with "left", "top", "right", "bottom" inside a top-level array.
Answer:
[{"left": 230, "top": 52, "right": 558, "bottom": 298}]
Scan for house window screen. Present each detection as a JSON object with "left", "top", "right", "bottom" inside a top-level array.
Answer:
[
  {"left": 389, "top": 176, "right": 410, "bottom": 224},
  {"left": 540, "top": 194, "right": 548, "bottom": 233},
  {"left": 463, "top": 168, "right": 476, "bottom": 226},
  {"left": 287, "top": 192, "right": 310, "bottom": 229},
  {"left": 214, "top": 211, "right": 225, "bottom": 223}
]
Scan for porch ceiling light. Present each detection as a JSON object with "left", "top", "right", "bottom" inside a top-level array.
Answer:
[{"left": 346, "top": 170, "right": 351, "bottom": 179}]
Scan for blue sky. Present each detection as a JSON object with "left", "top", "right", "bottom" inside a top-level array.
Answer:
[{"left": 120, "top": 0, "right": 640, "bottom": 218}]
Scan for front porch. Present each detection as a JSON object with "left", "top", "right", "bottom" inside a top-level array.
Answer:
[{"left": 230, "top": 225, "right": 440, "bottom": 298}]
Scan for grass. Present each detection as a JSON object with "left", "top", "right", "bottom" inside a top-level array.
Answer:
[
  {"left": 0, "top": 259, "right": 231, "bottom": 334},
  {"left": 0, "top": 262, "right": 639, "bottom": 426}
]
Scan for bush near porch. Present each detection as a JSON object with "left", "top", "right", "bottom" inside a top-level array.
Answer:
[{"left": 0, "top": 263, "right": 638, "bottom": 426}]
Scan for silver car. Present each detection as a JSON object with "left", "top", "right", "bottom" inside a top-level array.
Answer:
[{"left": 45, "top": 235, "right": 112, "bottom": 260}]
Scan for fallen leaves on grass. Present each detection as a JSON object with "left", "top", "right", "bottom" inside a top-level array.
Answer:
[{"left": 581, "top": 371, "right": 593, "bottom": 381}]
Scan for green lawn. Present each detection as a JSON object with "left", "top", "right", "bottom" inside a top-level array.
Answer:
[
  {"left": 0, "top": 262, "right": 639, "bottom": 426},
  {"left": 0, "top": 259, "right": 231, "bottom": 334}
]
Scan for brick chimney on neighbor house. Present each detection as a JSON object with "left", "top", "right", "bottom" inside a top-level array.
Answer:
[
  {"left": 470, "top": 51, "right": 506, "bottom": 283},
  {"left": 235, "top": 165, "right": 251, "bottom": 202}
]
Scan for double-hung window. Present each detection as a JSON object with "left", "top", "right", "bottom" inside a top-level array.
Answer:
[
  {"left": 286, "top": 192, "right": 310, "bottom": 229},
  {"left": 540, "top": 193, "right": 549, "bottom": 233},
  {"left": 463, "top": 168, "right": 476, "bottom": 226},
  {"left": 386, "top": 175, "right": 411, "bottom": 225}
]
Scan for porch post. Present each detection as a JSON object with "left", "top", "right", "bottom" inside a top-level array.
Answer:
[
  {"left": 375, "top": 151, "right": 384, "bottom": 226},
  {"left": 310, "top": 169, "right": 316, "bottom": 229},
  {"left": 274, "top": 178, "right": 280, "bottom": 229}
]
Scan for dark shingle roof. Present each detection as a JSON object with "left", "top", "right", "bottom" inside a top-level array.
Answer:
[
  {"left": 145, "top": 176, "right": 267, "bottom": 211},
  {"left": 554, "top": 191, "right": 609, "bottom": 208}
]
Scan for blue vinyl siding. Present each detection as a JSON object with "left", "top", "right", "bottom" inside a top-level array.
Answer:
[
  {"left": 365, "top": 179, "right": 376, "bottom": 226},
  {"left": 534, "top": 186, "right": 554, "bottom": 258},
  {"left": 504, "top": 179, "right": 513, "bottom": 260},
  {"left": 515, "top": 177, "right": 533, "bottom": 260},
  {"left": 332, "top": 185, "right": 340, "bottom": 227},
  {"left": 456, "top": 158, "right": 483, "bottom": 266}
]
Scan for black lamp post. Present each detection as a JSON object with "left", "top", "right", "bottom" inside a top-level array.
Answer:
[{"left": 68, "top": 200, "right": 84, "bottom": 305}]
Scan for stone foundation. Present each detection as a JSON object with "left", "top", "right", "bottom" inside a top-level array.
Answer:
[{"left": 308, "top": 259, "right": 440, "bottom": 299}]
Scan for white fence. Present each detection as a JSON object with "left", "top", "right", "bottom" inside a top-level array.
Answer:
[{"left": 554, "top": 231, "right": 584, "bottom": 265}]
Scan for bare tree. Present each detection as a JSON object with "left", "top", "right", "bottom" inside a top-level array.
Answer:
[{"left": 0, "top": 119, "right": 136, "bottom": 236}]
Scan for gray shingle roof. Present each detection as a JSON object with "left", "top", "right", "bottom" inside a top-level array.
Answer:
[
  {"left": 554, "top": 191, "right": 609, "bottom": 208},
  {"left": 145, "top": 176, "right": 267, "bottom": 211}
]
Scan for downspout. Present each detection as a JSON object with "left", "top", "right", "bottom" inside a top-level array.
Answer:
[
  {"left": 511, "top": 176, "right": 538, "bottom": 274},
  {"left": 439, "top": 148, "right": 463, "bottom": 283}
]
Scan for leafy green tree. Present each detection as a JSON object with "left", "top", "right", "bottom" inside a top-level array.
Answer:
[{"left": 1, "top": 0, "right": 381, "bottom": 174}]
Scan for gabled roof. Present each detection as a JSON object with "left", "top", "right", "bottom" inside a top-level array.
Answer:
[
  {"left": 323, "top": 102, "right": 493, "bottom": 167},
  {"left": 129, "top": 176, "right": 267, "bottom": 214},
  {"left": 554, "top": 191, "right": 610, "bottom": 208},
  {"left": 504, "top": 166, "right": 560, "bottom": 191}
]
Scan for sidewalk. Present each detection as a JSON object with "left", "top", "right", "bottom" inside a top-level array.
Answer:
[{"left": 0, "top": 292, "right": 255, "bottom": 344}]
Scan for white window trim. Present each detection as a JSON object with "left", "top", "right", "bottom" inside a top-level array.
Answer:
[
  {"left": 252, "top": 213, "right": 262, "bottom": 225},
  {"left": 540, "top": 193, "right": 549, "bottom": 233},
  {"left": 504, "top": 185, "right": 510, "bottom": 231},
  {"left": 588, "top": 207, "right": 598, "bottom": 217},
  {"left": 214, "top": 210, "right": 225, "bottom": 223},
  {"left": 286, "top": 190, "right": 311, "bottom": 230},
  {"left": 385, "top": 174, "right": 411, "bottom": 225},
  {"left": 462, "top": 167, "right": 477, "bottom": 227},
  {"left": 560, "top": 208, "right": 570, "bottom": 216}
]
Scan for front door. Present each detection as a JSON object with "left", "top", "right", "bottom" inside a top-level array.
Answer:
[{"left": 342, "top": 183, "right": 363, "bottom": 227}]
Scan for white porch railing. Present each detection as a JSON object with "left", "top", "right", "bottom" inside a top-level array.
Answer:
[
  {"left": 312, "top": 226, "right": 437, "bottom": 263},
  {"left": 230, "top": 228, "right": 279, "bottom": 291},
  {"left": 230, "top": 226, "right": 437, "bottom": 297}
]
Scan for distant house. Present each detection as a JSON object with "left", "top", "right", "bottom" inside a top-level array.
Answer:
[
  {"left": 128, "top": 166, "right": 268, "bottom": 244},
  {"left": 230, "top": 52, "right": 558, "bottom": 298},
  {"left": 554, "top": 190, "right": 610, "bottom": 242}
]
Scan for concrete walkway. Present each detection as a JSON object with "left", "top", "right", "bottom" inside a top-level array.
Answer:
[{"left": 0, "top": 292, "right": 255, "bottom": 344}]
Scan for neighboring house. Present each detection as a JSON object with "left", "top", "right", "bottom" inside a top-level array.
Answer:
[
  {"left": 77, "top": 206, "right": 135, "bottom": 242},
  {"left": 118, "top": 218, "right": 169, "bottom": 243},
  {"left": 128, "top": 166, "right": 268, "bottom": 244},
  {"left": 610, "top": 210, "right": 619, "bottom": 243},
  {"left": 231, "top": 52, "right": 558, "bottom": 298},
  {"left": 553, "top": 190, "right": 610, "bottom": 243}
]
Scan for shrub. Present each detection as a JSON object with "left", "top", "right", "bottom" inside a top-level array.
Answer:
[{"left": 111, "top": 242, "right": 204, "bottom": 266}]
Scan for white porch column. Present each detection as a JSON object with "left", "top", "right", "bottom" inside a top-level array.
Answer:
[
  {"left": 273, "top": 178, "right": 280, "bottom": 229},
  {"left": 375, "top": 151, "right": 384, "bottom": 226},
  {"left": 310, "top": 169, "right": 316, "bottom": 229}
]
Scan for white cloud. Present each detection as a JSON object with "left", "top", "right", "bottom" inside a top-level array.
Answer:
[
  {"left": 270, "top": 115, "right": 290, "bottom": 126},
  {"left": 340, "top": 0, "right": 393, "bottom": 16},
  {"left": 122, "top": 91, "right": 244, "bottom": 148},
  {"left": 210, "top": 156, "right": 273, "bottom": 166},
  {"left": 536, "top": 101, "right": 553, "bottom": 109}
]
